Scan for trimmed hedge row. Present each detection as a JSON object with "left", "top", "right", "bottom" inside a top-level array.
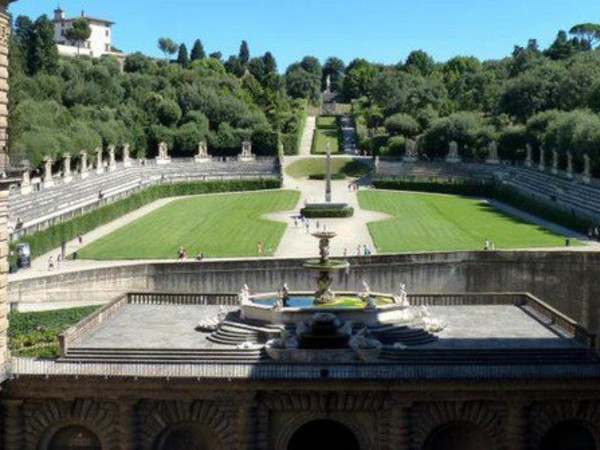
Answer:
[
  {"left": 300, "top": 206, "right": 355, "bottom": 218},
  {"left": 374, "top": 179, "right": 591, "bottom": 233},
  {"left": 281, "top": 99, "right": 308, "bottom": 156},
  {"left": 308, "top": 173, "right": 346, "bottom": 180},
  {"left": 15, "top": 179, "right": 282, "bottom": 259}
]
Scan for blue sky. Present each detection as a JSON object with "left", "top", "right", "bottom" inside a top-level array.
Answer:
[{"left": 10, "top": 1, "right": 600, "bottom": 70}]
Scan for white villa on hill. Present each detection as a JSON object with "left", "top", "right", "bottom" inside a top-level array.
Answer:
[{"left": 52, "top": 7, "right": 124, "bottom": 60}]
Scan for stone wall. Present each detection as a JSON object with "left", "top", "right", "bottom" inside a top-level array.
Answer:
[{"left": 9, "top": 251, "right": 600, "bottom": 337}]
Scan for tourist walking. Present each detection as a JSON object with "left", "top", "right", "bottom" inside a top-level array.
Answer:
[{"left": 47, "top": 256, "right": 54, "bottom": 271}]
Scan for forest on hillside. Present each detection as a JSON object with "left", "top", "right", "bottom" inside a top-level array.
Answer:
[{"left": 8, "top": 15, "right": 600, "bottom": 176}]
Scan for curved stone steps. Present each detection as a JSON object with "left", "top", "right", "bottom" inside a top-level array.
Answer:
[{"left": 370, "top": 326, "right": 438, "bottom": 346}]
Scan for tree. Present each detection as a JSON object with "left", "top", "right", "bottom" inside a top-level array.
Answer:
[
  {"left": 209, "top": 51, "right": 222, "bottom": 61},
  {"left": 322, "top": 57, "right": 345, "bottom": 91},
  {"left": 263, "top": 52, "right": 277, "bottom": 75},
  {"left": 384, "top": 113, "right": 421, "bottom": 137},
  {"left": 299, "top": 56, "right": 322, "bottom": 77},
  {"left": 569, "top": 23, "right": 600, "bottom": 48},
  {"left": 64, "top": 18, "right": 91, "bottom": 55},
  {"left": 28, "top": 15, "right": 59, "bottom": 75},
  {"left": 177, "top": 43, "right": 189, "bottom": 67},
  {"left": 403, "top": 50, "right": 435, "bottom": 76},
  {"left": 190, "top": 39, "right": 206, "bottom": 61},
  {"left": 341, "top": 59, "right": 378, "bottom": 101},
  {"left": 158, "top": 37, "right": 178, "bottom": 61},
  {"left": 545, "top": 30, "right": 580, "bottom": 60},
  {"left": 239, "top": 40, "right": 250, "bottom": 64},
  {"left": 285, "top": 68, "right": 321, "bottom": 103}
]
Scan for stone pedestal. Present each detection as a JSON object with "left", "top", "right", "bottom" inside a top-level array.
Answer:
[
  {"left": 446, "top": 141, "right": 461, "bottom": 163},
  {"left": 402, "top": 139, "right": 418, "bottom": 162},
  {"left": 524, "top": 144, "right": 533, "bottom": 168},
  {"left": 95, "top": 148, "right": 104, "bottom": 174},
  {"left": 122, "top": 144, "right": 132, "bottom": 167},
  {"left": 195, "top": 141, "right": 210, "bottom": 163},
  {"left": 551, "top": 150, "right": 559, "bottom": 175},
  {"left": 108, "top": 145, "right": 116, "bottom": 172},
  {"left": 80, "top": 151, "right": 89, "bottom": 179},
  {"left": 63, "top": 153, "right": 72, "bottom": 184},
  {"left": 155, "top": 142, "right": 171, "bottom": 165},
  {"left": 486, "top": 141, "right": 500, "bottom": 164},
  {"left": 42, "top": 156, "right": 54, "bottom": 188},
  {"left": 20, "top": 171, "right": 31, "bottom": 195},
  {"left": 239, "top": 141, "right": 255, "bottom": 162}
]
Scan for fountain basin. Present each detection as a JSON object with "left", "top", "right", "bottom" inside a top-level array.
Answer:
[{"left": 242, "top": 292, "right": 406, "bottom": 326}]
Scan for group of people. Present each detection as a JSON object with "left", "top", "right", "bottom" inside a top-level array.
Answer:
[
  {"left": 177, "top": 247, "right": 204, "bottom": 261},
  {"left": 293, "top": 215, "right": 312, "bottom": 233},
  {"left": 357, "top": 243, "right": 372, "bottom": 256},
  {"left": 347, "top": 182, "right": 360, "bottom": 192},
  {"left": 483, "top": 239, "right": 496, "bottom": 251},
  {"left": 47, "top": 253, "right": 64, "bottom": 271}
]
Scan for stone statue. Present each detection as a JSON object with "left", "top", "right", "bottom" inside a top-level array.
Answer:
[
  {"left": 122, "top": 144, "right": 131, "bottom": 167},
  {"left": 239, "top": 141, "right": 254, "bottom": 161},
  {"left": 552, "top": 150, "right": 559, "bottom": 175},
  {"left": 80, "top": 151, "right": 89, "bottom": 179},
  {"left": 21, "top": 170, "right": 32, "bottom": 195},
  {"left": 525, "top": 144, "right": 533, "bottom": 168},
  {"left": 325, "top": 74, "right": 332, "bottom": 93},
  {"left": 95, "top": 148, "right": 103, "bottom": 174},
  {"left": 238, "top": 284, "right": 251, "bottom": 305},
  {"left": 393, "top": 283, "right": 409, "bottom": 308},
  {"left": 446, "top": 141, "right": 461, "bottom": 163},
  {"left": 63, "top": 153, "right": 72, "bottom": 183},
  {"left": 195, "top": 141, "right": 209, "bottom": 162},
  {"left": 566, "top": 152, "right": 573, "bottom": 178},
  {"left": 486, "top": 141, "right": 500, "bottom": 164},
  {"left": 583, "top": 154, "right": 591, "bottom": 184},
  {"left": 43, "top": 156, "right": 54, "bottom": 187},
  {"left": 108, "top": 145, "right": 117, "bottom": 171},
  {"left": 403, "top": 139, "right": 418, "bottom": 162},
  {"left": 156, "top": 142, "right": 171, "bottom": 165},
  {"left": 359, "top": 281, "right": 371, "bottom": 302},
  {"left": 539, "top": 147, "right": 545, "bottom": 171}
]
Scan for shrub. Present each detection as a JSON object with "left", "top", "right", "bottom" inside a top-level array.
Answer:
[{"left": 300, "top": 205, "right": 355, "bottom": 218}]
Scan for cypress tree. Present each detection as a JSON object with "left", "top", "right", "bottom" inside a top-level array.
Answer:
[
  {"left": 177, "top": 43, "right": 189, "bottom": 67},
  {"left": 239, "top": 40, "right": 250, "bottom": 64},
  {"left": 190, "top": 39, "right": 206, "bottom": 61}
]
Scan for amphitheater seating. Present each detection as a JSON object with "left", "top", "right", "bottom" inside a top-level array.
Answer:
[{"left": 9, "top": 157, "right": 280, "bottom": 239}]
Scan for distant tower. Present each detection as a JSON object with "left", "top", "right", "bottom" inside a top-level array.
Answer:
[{"left": 54, "top": 5, "right": 64, "bottom": 21}]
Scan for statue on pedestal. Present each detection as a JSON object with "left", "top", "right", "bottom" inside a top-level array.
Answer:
[
  {"left": 583, "top": 154, "right": 592, "bottom": 184},
  {"left": 446, "top": 141, "right": 461, "bottom": 163},
  {"left": 108, "top": 145, "right": 117, "bottom": 171},
  {"left": 80, "top": 150, "right": 89, "bottom": 179},
  {"left": 486, "top": 141, "right": 500, "bottom": 164},
  {"left": 239, "top": 141, "right": 254, "bottom": 161},
  {"left": 95, "top": 148, "right": 103, "bottom": 174},
  {"left": 122, "top": 144, "right": 132, "bottom": 167},
  {"left": 403, "top": 139, "right": 418, "bottom": 162},
  {"left": 155, "top": 142, "right": 171, "bottom": 165},
  {"left": 63, "top": 153, "right": 72, "bottom": 183},
  {"left": 195, "top": 141, "right": 210, "bottom": 162},
  {"left": 20, "top": 170, "right": 32, "bottom": 195},
  {"left": 566, "top": 152, "right": 573, "bottom": 179},
  {"left": 539, "top": 147, "right": 545, "bottom": 171},
  {"left": 525, "top": 144, "right": 533, "bottom": 168},
  {"left": 43, "top": 156, "right": 54, "bottom": 187},
  {"left": 551, "top": 150, "right": 559, "bottom": 175}
]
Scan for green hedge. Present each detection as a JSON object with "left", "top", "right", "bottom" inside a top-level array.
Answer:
[
  {"left": 374, "top": 179, "right": 591, "bottom": 233},
  {"left": 300, "top": 205, "right": 355, "bottom": 218},
  {"left": 15, "top": 179, "right": 282, "bottom": 259},
  {"left": 281, "top": 99, "right": 308, "bottom": 156},
  {"left": 308, "top": 173, "right": 346, "bottom": 180}
]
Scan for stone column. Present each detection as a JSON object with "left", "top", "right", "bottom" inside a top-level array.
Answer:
[
  {"left": 583, "top": 153, "right": 592, "bottom": 184},
  {"left": 95, "top": 148, "right": 104, "bottom": 174},
  {"left": 567, "top": 152, "right": 573, "bottom": 179},
  {"left": 108, "top": 145, "right": 116, "bottom": 172},
  {"left": 63, "top": 153, "right": 72, "bottom": 183},
  {"left": 538, "top": 147, "right": 545, "bottom": 171},
  {"left": 80, "top": 150, "right": 89, "bottom": 179},
  {"left": 551, "top": 150, "right": 559, "bottom": 175},
  {"left": 43, "top": 156, "right": 54, "bottom": 188},
  {"left": 122, "top": 144, "right": 132, "bottom": 167},
  {"left": 524, "top": 144, "right": 532, "bottom": 168},
  {"left": 3, "top": 400, "right": 24, "bottom": 450},
  {"left": 20, "top": 170, "right": 31, "bottom": 195},
  {"left": 239, "top": 141, "right": 254, "bottom": 161}
]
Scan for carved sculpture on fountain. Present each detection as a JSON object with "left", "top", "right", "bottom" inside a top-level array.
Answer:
[
  {"left": 156, "top": 142, "right": 171, "bottom": 165},
  {"left": 239, "top": 141, "right": 254, "bottom": 162}
]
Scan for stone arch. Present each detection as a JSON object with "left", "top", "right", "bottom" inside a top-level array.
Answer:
[
  {"left": 274, "top": 411, "right": 374, "bottom": 450},
  {"left": 137, "top": 400, "right": 235, "bottom": 450},
  {"left": 24, "top": 399, "right": 119, "bottom": 450},
  {"left": 287, "top": 419, "right": 359, "bottom": 450},
  {"left": 47, "top": 425, "right": 102, "bottom": 450},
  {"left": 423, "top": 421, "right": 493, "bottom": 450},
  {"left": 530, "top": 402, "right": 600, "bottom": 449},
  {"left": 152, "top": 421, "right": 225, "bottom": 450},
  {"left": 539, "top": 420, "right": 597, "bottom": 450},
  {"left": 411, "top": 402, "right": 505, "bottom": 450}
]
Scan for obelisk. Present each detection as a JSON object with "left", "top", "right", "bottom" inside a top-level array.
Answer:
[{"left": 325, "top": 142, "right": 332, "bottom": 203}]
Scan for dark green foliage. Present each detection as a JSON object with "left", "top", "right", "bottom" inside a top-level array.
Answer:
[
  {"left": 190, "top": 39, "right": 206, "bottom": 61},
  {"left": 239, "top": 40, "right": 250, "bottom": 64},
  {"left": 384, "top": 113, "right": 420, "bottom": 137},
  {"left": 322, "top": 57, "right": 345, "bottom": 91},
  {"left": 403, "top": 50, "right": 435, "bottom": 76},
  {"left": 63, "top": 18, "right": 91, "bottom": 53},
  {"left": 157, "top": 37, "right": 177, "bottom": 60},
  {"left": 300, "top": 205, "right": 355, "bottom": 218},
  {"left": 13, "top": 179, "right": 282, "bottom": 259},
  {"left": 9, "top": 306, "right": 100, "bottom": 358},
  {"left": 177, "top": 43, "right": 190, "bottom": 67}
]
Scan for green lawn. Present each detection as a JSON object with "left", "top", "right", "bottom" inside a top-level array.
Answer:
[
  {"left": 77, "top": 190, "right": 300, "bottom": 260},
  {"left": 312, "top": 116, "right": 341, "bottom": 154},
  {"left": 358, "top": 190, "right": 578, "bottom": 253},
  {"left": 285, "top": 157, "right": 371, "bottom": 180}
]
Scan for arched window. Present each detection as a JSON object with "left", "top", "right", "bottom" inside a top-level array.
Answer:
[
  {"left": 540, "top": 420, "right": 596, "bottom": 450},
  {"left": 424, "top": 421, "right": 493, "bottom": 450},
  {"left": 48, "top": 425, "right": 101, "bottom": 450},
  {"left": 288, "top": 419, "right": 360, "bottom": 450},
  {"left": 153, "top": 422, "right": 224, "bottom": 450}
]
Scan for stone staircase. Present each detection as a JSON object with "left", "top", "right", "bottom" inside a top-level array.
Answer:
[
  {"left": 368, "top": 324, "right": 438, "bottom": 346},
  {"left": 62, "top": 347, "right": 265, "bottom": 363}
]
